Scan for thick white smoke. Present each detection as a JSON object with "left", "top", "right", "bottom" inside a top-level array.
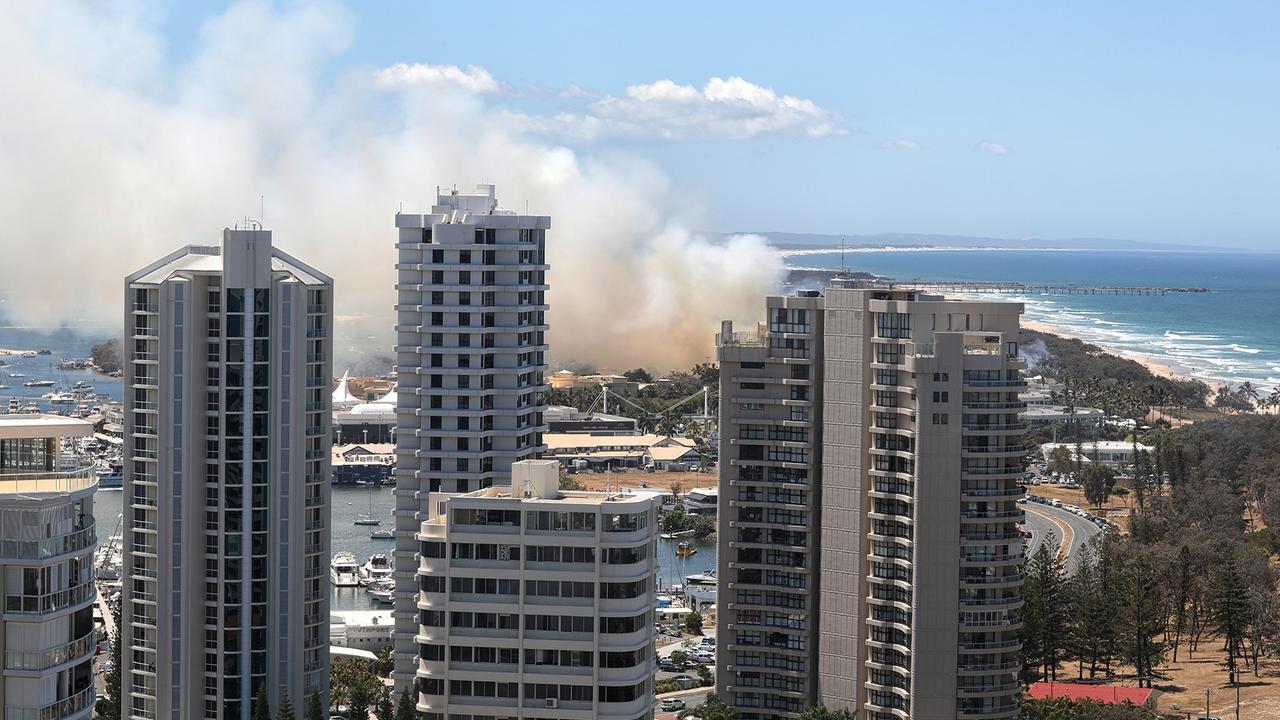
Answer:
[{"left": 0, "top": 2, "right": 783, "bottom": 370}]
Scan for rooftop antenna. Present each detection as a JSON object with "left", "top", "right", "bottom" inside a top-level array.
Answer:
[
  {"left": 840, "top": 237, "right": 847, "bottom": 275},
  {"left": 260, "top": 195, "right": 264, "bottom": 227}
]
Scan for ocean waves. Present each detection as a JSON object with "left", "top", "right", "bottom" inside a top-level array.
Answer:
[{"left": 1019, "top": 296, "right": 1279, "bottom": 390}]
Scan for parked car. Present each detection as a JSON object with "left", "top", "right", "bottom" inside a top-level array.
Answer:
[
  {"left": 699, "top": 636, "right": 716, "bottom": 647},
  {"left": 658, "top": 659, "right": 683, "bottom": 672},
  {"left": 660, "top": 698, "right": 687, "bottom": 711}
]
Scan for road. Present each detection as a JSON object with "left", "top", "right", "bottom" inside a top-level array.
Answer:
[{"left": 1024, "top": 501, "right": 1103, "bottom": 572}]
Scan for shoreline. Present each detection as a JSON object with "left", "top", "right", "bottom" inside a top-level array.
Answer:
[{"left": 1021, "top": 320, "right": 1228, "bottom": 390}]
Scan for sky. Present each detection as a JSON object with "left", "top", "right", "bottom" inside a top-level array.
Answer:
[
  {"left": 155, "top": 0, "right": 1280, "bottom": 249},
  {"left": 1, "top": 1, "right": 1277, "bottom": 366}
]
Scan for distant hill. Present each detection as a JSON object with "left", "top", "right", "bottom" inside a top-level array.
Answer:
[{"left": 732, "top": 231, "right": 1226, "bottom": 253}]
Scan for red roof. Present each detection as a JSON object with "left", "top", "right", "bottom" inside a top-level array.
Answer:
[{"left": 1028, "top": 682, "right": 1155, "bottom": 706}]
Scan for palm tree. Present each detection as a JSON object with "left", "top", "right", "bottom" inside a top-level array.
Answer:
[
  {"left": 1268, "top": 387, "right": 1280, "bottom": 414},
  {"left": 1239, "top": 381, "right": 1260, "bottom": 410}
]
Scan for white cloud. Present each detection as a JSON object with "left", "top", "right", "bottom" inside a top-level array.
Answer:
[
  {"left": 372, "top": 62, "right": 499, "bottom": 93},
  {"left": 377, "top": 67, "right": 844, "bottom": 141},
  {"left": 977, "top": 141, "right": 1009, "bottom": 156},
  {"left": 589, "top": 76, "right": 844, "bottom": 140},
  {"left": 884, "top": 138, "right": 920, "bottom": 151}
]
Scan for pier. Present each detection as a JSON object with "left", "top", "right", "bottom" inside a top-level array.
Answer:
[
  {"left": 889, "top": 281, "right": 1209, "bottom": 296},
  {"left": 784, "top": 269, "right": 1208, "bottom": 296}
]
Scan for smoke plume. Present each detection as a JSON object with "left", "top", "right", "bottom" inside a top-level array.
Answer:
[{"left": 0, "top": 2, "right": 784, "bottom": 371}]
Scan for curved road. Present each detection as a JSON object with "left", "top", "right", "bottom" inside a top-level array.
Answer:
[{"left": 1025, "top": 501, "right": 1103, "bottom": 572}]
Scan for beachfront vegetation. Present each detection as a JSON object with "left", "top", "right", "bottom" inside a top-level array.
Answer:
[{"left": 1022, "top": 329, "right": 1211, "bottom": 409}]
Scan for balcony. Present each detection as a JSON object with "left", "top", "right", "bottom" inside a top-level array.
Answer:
[
  {"left": 4, "top": 684, "right": 95, "bottom": 720},
  {"left": 4, "top": 627, "right": 97, "bottom": 672},
  {"left": 0, "top": 516, "right": 96, "bottom": 561},
  {"left": 4, "top": 576, "right": 95, "bottom": 616},
  {"left": 0, "top": 466, "right": 97, "bottom": 496}
]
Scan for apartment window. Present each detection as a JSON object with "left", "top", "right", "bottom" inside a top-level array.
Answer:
[
  {"left": 933, "top": 372, "right": 949, "bottom": 382},
  {"left": 932, "top": 413, "right": 949, "bottom": 425}
]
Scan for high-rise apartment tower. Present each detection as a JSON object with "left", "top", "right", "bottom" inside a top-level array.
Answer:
[
  {"left": 122, "top": 228, "right": 333, "bottom": 719},
  {"left": 0, "top": 414, "right": 99, "bottom": 719},
  {"left": 391, "top": 185, "right": 550, "bottom": 689},
  {"left": 716, "top": 285, "right": 1026, "bottom": 720}
]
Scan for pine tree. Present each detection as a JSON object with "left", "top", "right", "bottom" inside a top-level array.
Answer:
[
  {"left": 306, "top": 692, "right": 324, "bottom": 720},
  {"left": 276, "top": 693, "right": 296, "bottom": 720},
  {"left": 1171, "top": 545, "right": 1193, "bottom": 662},
  {"left": 252, "top": 683, "right": 272, "bottom": 720},
  {"left": 375, "top": 684, "right": 395, "bottom": 720},
  {"left": 1068, "top": 540, "right": 1116, "bottom": 679},
  {"left": 348, "top": 681, "right": 373, "bottom": 720},
  {"left": 395, "top": 687, "right": 416, "bottom": 720},
  {"left": 1209, "top": 559, "right": 1255, "bottom": 685},
  {"left": 1115, "top": 554, "right": 1166, "bottom": 687},
  {"left": 1023, "top": 535, "right": 1071, "bottom": 681}
]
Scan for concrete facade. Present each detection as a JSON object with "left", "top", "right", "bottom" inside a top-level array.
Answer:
[
  {"left": 392, "top": 185, "right": 551, "bottom": 687},
  {"left": 122, "top": 229, "right": 333, "bottom": 719},
  {"left": 0, "top": 415, "right": 98, "bottom": 720},
  {"left": 717, "top": 286, "right": 1026, "bottom": 720},
  {"left": 413, "top": 459, "right": 658, "bottom": 719}
]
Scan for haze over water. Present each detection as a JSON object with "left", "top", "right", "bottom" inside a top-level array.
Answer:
[{"left": 791, "top": 248, "right": 1280, "bottom": 390}]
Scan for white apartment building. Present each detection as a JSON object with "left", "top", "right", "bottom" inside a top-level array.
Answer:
[
  {"left": 717, "top": 286, "right": 1027, "bottom": 720},
  {"left": 0, "top": 414, "right": 98, "bottom": 719},
  {"left": 413, "top": 459, "right": 658, "bottom": 719},
  {"left": 392, "top": 185, "right": 550, "bottom": 682},
  {"left": 122, "top": 228, "right": 333, "bottom": 719}
]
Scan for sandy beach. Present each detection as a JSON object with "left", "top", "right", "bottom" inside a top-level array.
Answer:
[{"left": 1021, "top": 319, "right": 1228, "bottom": 390}]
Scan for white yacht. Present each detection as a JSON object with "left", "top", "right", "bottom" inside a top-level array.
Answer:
[
  {"left": 358, "top": 553, "right": 393, "bottom": 586},
  {"left": 366, "top": 579, "right": 395, "bottom": 605},
  {"left": 331, "top": 552, "right": 361, "bottom": 587},
  {"left": 685, "top": 569, "right": 717, "bottom": 586}
]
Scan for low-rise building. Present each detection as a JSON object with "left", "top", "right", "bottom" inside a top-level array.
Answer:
[
  {"left": 544, "top": 433, "right": 694, "bottom": 469},
  {"left": 332, "top": 443, "right": 395, "bottom": 485},
  {"left": 1040, "top": 440, "right": 1153, "bottom": 467},
  {"left": 0, "top": 414, "right": 99, "bottom": 719},
  {"left": 546, "top": 406, "right": 639, "bottom": 436},
  {"left": 412, "top": 459, "right": 659, "bottom": 719},
  {"left": 1024, "top": 404, "right": 1105, "bottom": 428}
]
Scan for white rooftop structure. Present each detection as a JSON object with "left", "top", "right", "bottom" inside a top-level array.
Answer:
[{"left": 332, "top": 369, "right": 359, "bottom": 405}]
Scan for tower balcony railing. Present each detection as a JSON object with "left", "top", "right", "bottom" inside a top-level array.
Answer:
[
  {"left": 4, "top": 576, "right": 95, "bottom": 616},
  {"left": 0, "top": 517, "right": 96, "bottom": 561},
  {"left": 3, "top": 627, "right": 97, "bottom": 672},
  {"left": 0, "top": 466, "right": 97, "bottom": 496},
  {"left": 4, "top": 684, "right": 95, "bottom": 720}
]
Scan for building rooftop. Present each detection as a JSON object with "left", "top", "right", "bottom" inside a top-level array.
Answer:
[
  {"left": 0, "top": 414, "right": 94, "bottom": 440},
  {"left": 1027, "top": 682, "right": 1155, "bottom": 707}
]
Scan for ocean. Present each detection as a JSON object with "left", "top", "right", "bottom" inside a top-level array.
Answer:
[{"left": 786, "top": 248, "right": 1280, "bottom": 389}]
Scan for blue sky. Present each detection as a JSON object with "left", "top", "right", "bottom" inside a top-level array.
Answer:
[{"left": 153, "top": 2, "right": 1280, "bottom": 248}]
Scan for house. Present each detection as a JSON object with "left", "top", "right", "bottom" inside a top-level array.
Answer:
[{"left": 644, "top": 443, "right": 704, "bottom": 471}]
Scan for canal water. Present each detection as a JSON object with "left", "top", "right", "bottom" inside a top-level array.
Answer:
[{"left": 93, "top": 483, "right": 717, "bottom": 611}]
